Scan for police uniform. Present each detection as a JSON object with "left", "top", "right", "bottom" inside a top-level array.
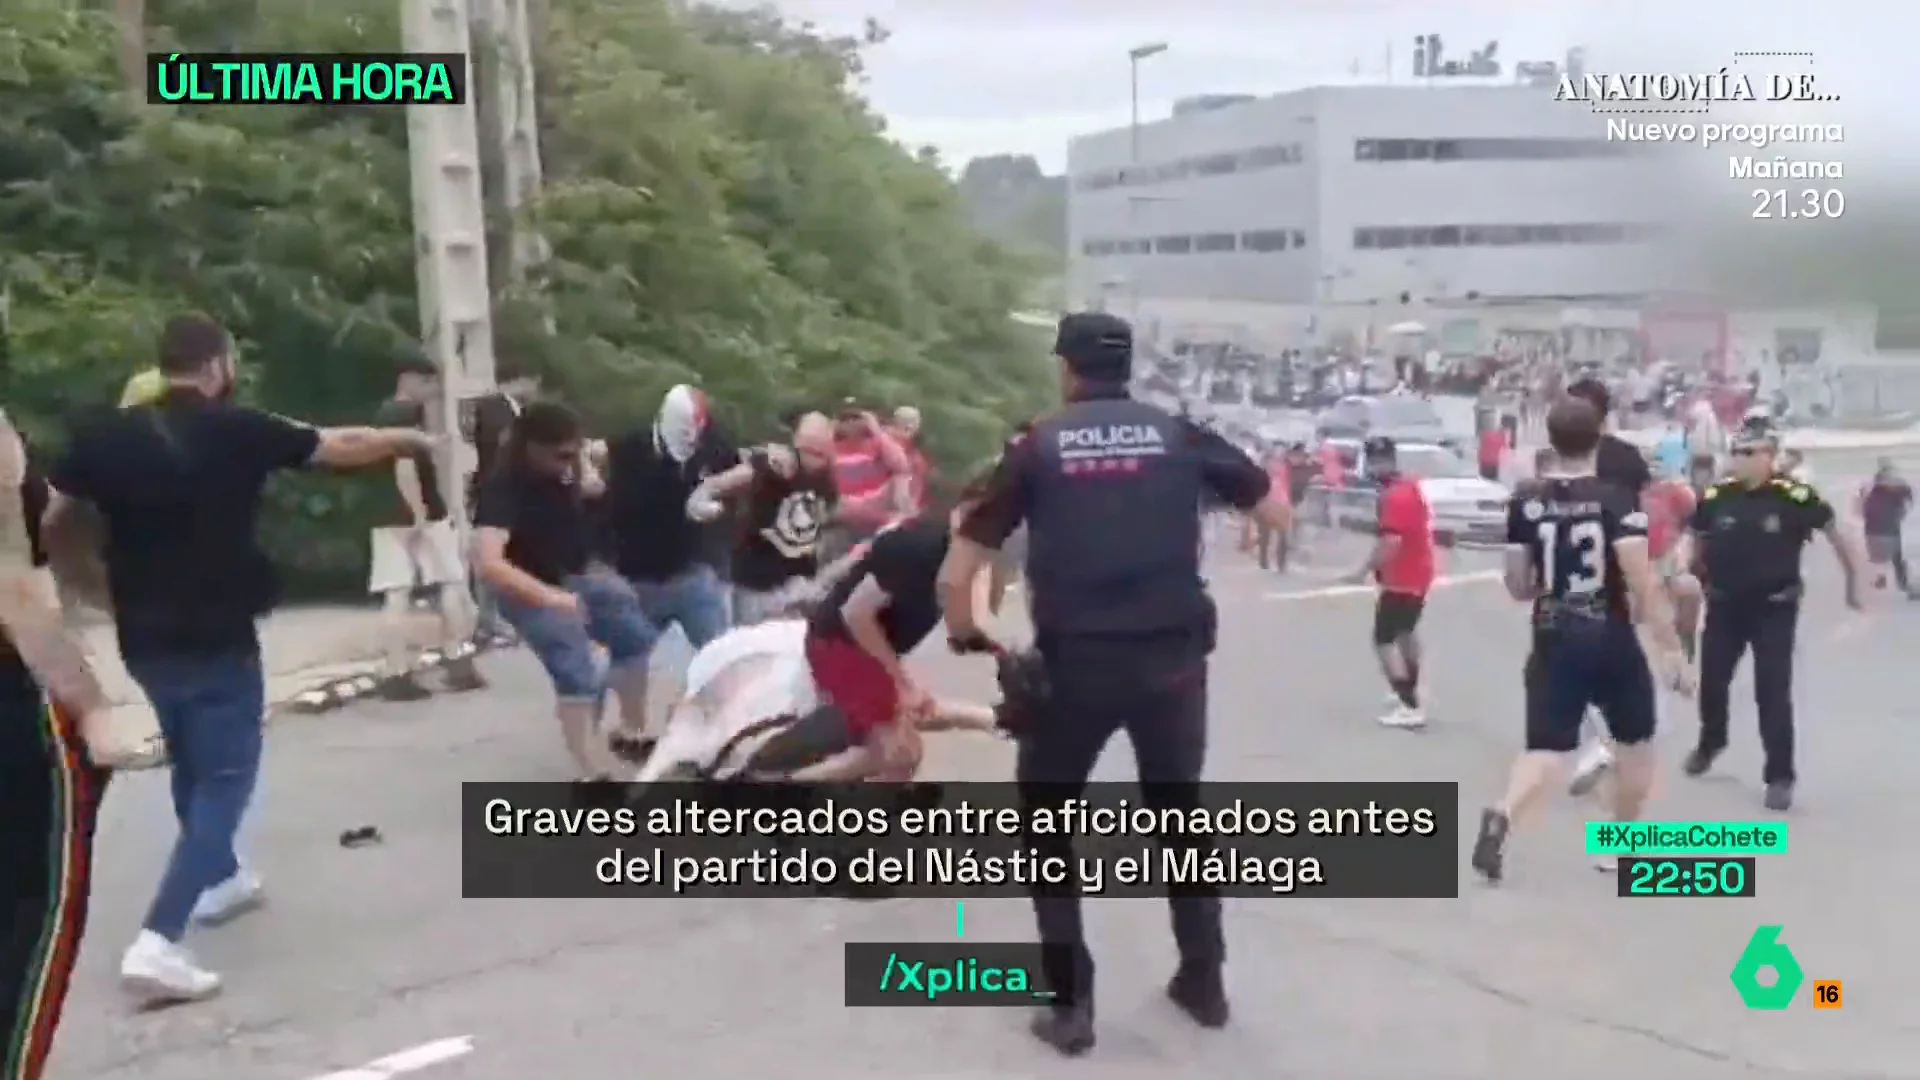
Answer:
[
  {"left": 960, "top": 312, "right": 1270, "bottom": 1050},
  {"left": 1688, "top": 468, "right": 1833, "bottom": 805}
]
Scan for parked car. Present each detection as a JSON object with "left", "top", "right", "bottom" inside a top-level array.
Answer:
[
  {"left": 1315, "top": 395, "right": 1455, "bottom": 449},
  {"left": 1305, "top": 438, "right": 1509, "bottom": 546}
]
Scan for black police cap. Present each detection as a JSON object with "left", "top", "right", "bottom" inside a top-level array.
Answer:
[{"left": 1054, "top": 312, "right": 1133, "bottom": 381}]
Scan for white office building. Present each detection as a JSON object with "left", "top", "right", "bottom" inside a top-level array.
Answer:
[{"left": 1066, "top": 83, "right": 1689, "bottom": 311}]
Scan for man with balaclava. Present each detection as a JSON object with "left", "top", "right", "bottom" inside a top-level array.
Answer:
[{"left": 598, "top": 383, "right": 737, "bottom": 763}]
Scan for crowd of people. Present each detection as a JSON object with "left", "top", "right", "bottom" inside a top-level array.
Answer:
[
  {"left": 3, "top": 305, "right": 1913, "bottom": 1074},
  {"left": 0, "top": 311, "right": 965, "bottom": 1074}
]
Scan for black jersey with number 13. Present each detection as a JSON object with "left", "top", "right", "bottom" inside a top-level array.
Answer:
[{"left": 1507, "top": 475, "right": 1646, "bottom": 626}]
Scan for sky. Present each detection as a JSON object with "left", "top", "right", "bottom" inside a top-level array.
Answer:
[{"left": 749, "top": 0, "right": 1908, "bottom": 175}]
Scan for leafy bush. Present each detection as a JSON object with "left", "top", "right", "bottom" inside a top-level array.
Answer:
[{"left": 0, "top": 0, "right": 1052, "bottom": 597}]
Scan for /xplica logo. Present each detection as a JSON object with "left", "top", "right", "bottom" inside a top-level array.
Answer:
[{"left": 1730, "top": 926, "right": 1803, "bottom": 1009}]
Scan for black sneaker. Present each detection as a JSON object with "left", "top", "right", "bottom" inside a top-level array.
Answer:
[
  {"left": 608, "top": 734, "right": 657, "bottom": 766},
  {"left": 376, "top": 674, "right": 433, "bottom": 702},
  {"left": 1166, "top": 965, "right": 1229, "bottom": 1028},
  {"left": 1763, "top": 781, "right": 1794, "bottom": 812},
  {"left": 1681, "top": 746, "right": 1721, "bottom": 778},
  {"left": 1470, "top": 808, "right": 1509, "bottom": 884},
  {"left": 1029, "top": 1004, "right": 1095, "bottom": 1057}
]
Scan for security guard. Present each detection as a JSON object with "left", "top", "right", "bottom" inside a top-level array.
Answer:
[
  {"left": 939, "top": 312, "right": 1291, "bottom": 1056},
  {"left": 1684, "top": 420, "right": 1862, "bottom": 811}
]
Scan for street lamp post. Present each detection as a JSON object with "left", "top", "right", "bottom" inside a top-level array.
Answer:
[
  {"left": 1127, "top": 42, "right": 1167, "bottom": 164},
  {"left": 1124, "top": 43, "right": 1166, "bottom": 327}
]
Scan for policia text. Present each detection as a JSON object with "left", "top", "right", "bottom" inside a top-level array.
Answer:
[{"left": 459, "top": 780, "right": 1461, "bottom": 898}]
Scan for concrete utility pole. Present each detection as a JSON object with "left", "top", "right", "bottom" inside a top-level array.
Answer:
[
  {"left": 401, "top": 0, "right": 498, "bottom": 532},
  {"left": 472, "top": 0, "right": 550, "bottom": 282}
]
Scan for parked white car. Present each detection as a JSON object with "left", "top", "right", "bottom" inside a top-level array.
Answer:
[{"left": 1309, "top": 439, "right": 1510, "bottom": 545}]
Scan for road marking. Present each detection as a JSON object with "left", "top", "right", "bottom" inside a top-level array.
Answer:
[
  {"left": 308, "top": 1037, "right": 475, "bottom": 1080},
  {"left": 1264, "top": 568, "right": 1503, "bottom": 602}
]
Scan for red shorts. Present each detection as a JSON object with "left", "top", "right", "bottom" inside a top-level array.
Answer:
[{"left": 803, "top": 632, "right": 900, "bottom": 737}]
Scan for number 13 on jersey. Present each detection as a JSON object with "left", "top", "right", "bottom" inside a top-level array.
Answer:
[{"left": 1536, "top": 519, "right": 1606, "bottom": 595}]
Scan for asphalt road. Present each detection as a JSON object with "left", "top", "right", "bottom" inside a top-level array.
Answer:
[{"left": 44, "top": 454, "right": 1920, "bottom": 1079}]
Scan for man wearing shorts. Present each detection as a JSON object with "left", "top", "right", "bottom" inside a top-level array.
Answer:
[
  {"left": 1342, "top": 437, "right": 1434, "bottom": 729},
  {"left": 800, "top": 486, "right": 1001, "bottom": 781},
  {"left": 473, "top": 402, "right": 658, "bottom": 782},
  {"left": 1472, "top": 398, "right": 1692, "bottom": 883}
]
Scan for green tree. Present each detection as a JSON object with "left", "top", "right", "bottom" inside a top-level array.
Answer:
[{"left": 1, "top": 0, "right": 1051, "bottom": 596}]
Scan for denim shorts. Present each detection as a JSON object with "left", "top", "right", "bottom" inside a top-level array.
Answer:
[{"left": 499, "top": 570, "right": 659, "bottom": 702}]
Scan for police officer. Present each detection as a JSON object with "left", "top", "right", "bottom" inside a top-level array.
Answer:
[
  {"left": 1684, "top": 419, "right": 1863, "bottom": 811},
  {"left": 938, "top": 312, "right": 1291, "bottom": 1056}
]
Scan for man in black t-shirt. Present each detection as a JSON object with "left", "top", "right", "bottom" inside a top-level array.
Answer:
[
  {"left": 52, "top": 313, "right": 434, "bottom": 1004},
  {"left": 469, "top": 362, "right": 540, "bottom": 642},
  {"left": 796, "top": 489, "right": 1002, "bottom": 781},
  {"left": 369, "top": 356, "right": 485, "bottom": 700},
  {"left": 688, "top": 412, "right": 839, "bottom": 625},
  {"left": 473, "top": 401, "right": 659, "bottom": 782},
  {"left": 1562, "top": 377, "right": 1656, "bottom": 795},
  {"left": 598, "top": 385, "right": 737, "bottom": 763},
  {"left": 1472, "top": 399, "right": 1693, "bottom": 884}
]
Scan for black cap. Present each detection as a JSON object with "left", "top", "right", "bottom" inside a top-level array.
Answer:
[{"left": 1054, "top": 312, "right": 1133, "bottom": 381}]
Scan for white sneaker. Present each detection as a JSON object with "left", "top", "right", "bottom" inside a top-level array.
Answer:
[
  {"left": 1378, "top": 703, "right": 1427, "bottom": 729},
  {"left": 120, "top": 930, "right": 221, "bottom": 1003},
  {"left": 192, "top": 868, "right": 265, "bottom": 926},
  {"left": 1594, "top": 856, "right": 1619, "bottom": 873},
  {"left": 1568, "top": 744, "right": 1614, "bottom": 797}
]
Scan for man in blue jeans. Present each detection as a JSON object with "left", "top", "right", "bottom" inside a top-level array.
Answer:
[
  {"left": 49, "top": 313, "right": 437, "bottom": 1004},
  {"left": 474, "top": 401, "right": 658, "bottom": 780},
  {"left": 597, "top": 384, "right": 735, "bottom": 762}
]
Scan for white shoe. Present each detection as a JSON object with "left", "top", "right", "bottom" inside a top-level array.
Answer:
[
  {"left": 192, "top": 868, "right": 265, "bottom": 926},
  {"left": 1378, "top": 703, "right": 1427, "bottom": 729},
  {"left": 1568, "top": 744, "right": 1614, "bottom": 797},
  {"left": 1594, "top": 856, "right": 1619, "bottom": 873},
  {"left": 120, "top": 930, "right": 221, "bottom": 1003}
]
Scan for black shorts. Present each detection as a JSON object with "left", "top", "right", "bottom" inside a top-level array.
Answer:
[
  {"left": 1522, "top": 622, "right": 1657, "bottom": 752},
  {"left": 1372, "top": 592, "right": 1425, "bottom": 645}
]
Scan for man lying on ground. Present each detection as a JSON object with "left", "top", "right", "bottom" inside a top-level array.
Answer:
[{"left": 635, "top": 480, "right": 1017, "bottom": 783}]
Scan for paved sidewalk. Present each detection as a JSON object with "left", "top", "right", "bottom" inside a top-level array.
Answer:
[{"left": 86, "top": 604, "right": 430, "bottom": 768}]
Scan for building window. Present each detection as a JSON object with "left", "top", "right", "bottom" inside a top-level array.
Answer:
[
  {"left": 1192, "top": 153, "right": 1239, "bottom": 177},
  {"left": 1428, "top": 225, "right": 1461, "bottom": 247},
  {"left": 1240, "top": 229, "right": 1291, "bottom": 252},
  {"left": 1290, "top": 229, "right": 1306, "bottom": 249},
  {"left": 1194, "top": 232, "right": 1237, "bottom": 252},
  {"left": 1155, "top": 235, "right": 1194, "bottom": 254},
  {"left": 1354, "top": 139, "right": 1379, "bottom": 161},
  {"left": 1374, "top": 227, "right": 1411, "bottom": 250},
  {"left": 1240, "top": 143, "right": 1301, "bottom": 169},
  {"left": 1353, "top": 228, "right": 1378, "bottom": 250}
]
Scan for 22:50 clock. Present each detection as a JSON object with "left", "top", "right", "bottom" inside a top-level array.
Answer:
[{"left": 1616, "top": 857, "right": 1757, "bottom": 898}]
